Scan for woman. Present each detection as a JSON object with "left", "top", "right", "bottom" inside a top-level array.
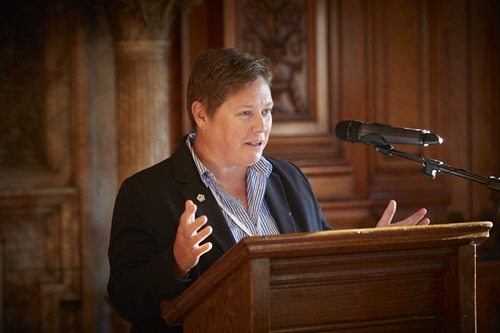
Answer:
[{"left": 107, "top": 48, "right": 430, "bottom": 332}]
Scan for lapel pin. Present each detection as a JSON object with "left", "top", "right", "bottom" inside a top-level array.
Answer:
[{"left": 196, "top": 194, "right": 205, "bottom": 203}]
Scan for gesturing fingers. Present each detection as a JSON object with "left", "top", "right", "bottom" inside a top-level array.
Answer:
[
  {"left": 174, "top": 200, "right": 213, "bottom": 276},
  {"left": 179, "top": 201, "right": 213, "bottom": 247},
  {"left": 376, "top": 200, "right": 431, "bottom": 228},
  {"left": 401, "top": 208, "right": 430, "bottom": 226},
  {"left": 179, "top": 199, "right": 198, "bottom": 228},
  {"left": 376, "top": 200, "right": 397, "bottom": 228}
]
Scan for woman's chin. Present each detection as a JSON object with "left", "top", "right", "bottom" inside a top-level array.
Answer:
[{"left": 241, "top": 153, "right": 262, "bottom": 166}]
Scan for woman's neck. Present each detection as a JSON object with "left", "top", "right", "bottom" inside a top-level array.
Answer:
[{"left": 193, "top": 137, "right": 248, "bottom": 196}]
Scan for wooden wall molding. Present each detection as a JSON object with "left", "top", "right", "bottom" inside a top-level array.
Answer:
[{"left": 0, "top": 188, "right": 81, "bottom": 333}]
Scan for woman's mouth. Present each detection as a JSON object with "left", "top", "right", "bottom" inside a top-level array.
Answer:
[{"left": 247, "top": 140, "right": 263, "bottom": 146}]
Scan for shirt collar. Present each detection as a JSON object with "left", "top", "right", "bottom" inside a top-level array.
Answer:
[{"left": 185, "top": 133, "right": 273, "bottom": 186}]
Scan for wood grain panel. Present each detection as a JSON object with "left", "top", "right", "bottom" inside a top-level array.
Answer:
[
  {"left": 0, "top": 188, "right": 81, "bottom": 333},
  {"left": 477, "top": 260, "right": 500, "bottom": 333},
  {"left": 468, "top": 0, "right": 500, "bottom": 221},
  {"left": 369, "top": 0, "right": 447, "bottom": 187}
]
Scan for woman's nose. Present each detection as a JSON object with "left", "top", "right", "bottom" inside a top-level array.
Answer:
[{"left": 253, "top": 114, "right": 268, "bottom": 132}]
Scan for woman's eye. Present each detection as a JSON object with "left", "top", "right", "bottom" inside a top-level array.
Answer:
[
  {"left": 262, "top": 109, "right": 272, "bottom": 115},
  {"left": 241, "top": 111, "right": 251, "bottom": 116}
]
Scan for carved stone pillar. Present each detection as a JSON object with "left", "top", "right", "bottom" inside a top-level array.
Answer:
[
  {"left": 114, "top": 40, "right": 170, "bottom": 181},
  {"left": 105, "top": 0, "right": 199, "bottom": 182}
]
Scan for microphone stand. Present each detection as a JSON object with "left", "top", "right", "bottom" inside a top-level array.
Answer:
[{"left": 373, "top": 144, "right": 500, "bottom": 192}]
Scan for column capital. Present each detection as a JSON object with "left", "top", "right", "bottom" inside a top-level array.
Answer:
[{"left": 104, "top": 0, "right": 202, "bottom": 42}]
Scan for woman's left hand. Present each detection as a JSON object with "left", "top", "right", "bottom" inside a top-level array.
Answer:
[{"left": 376, "top": 200, "right": 430, "bottom": 228}]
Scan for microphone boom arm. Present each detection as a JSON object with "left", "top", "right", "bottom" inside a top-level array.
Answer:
[{"left": 374, "top": 144, "right": 500, "bottom": 192}]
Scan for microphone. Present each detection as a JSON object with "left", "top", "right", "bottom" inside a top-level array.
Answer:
[{"left": 335, "top": 120, "right": 443, "bottom": 146}]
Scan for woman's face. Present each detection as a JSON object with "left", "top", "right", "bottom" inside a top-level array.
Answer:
[{"left": 196, "top": 77, "right": 273, "bottom": 169}]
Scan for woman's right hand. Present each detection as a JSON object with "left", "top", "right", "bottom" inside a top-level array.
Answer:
[{"left": 173, "top": 200, "right": 213, "bottom": 278}]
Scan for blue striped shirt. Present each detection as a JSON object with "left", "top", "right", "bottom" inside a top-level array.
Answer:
[{"left": 186, "top": 133, "right": 280, "bottom": 242}]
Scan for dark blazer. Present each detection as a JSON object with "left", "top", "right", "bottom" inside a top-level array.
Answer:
[{"left": 107, "top": 138, "right": 331, "bottom": 332}]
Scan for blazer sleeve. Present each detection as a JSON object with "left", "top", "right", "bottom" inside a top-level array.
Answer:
[{"left": 107, "top": 176, "right": 187, "bottom": 323}]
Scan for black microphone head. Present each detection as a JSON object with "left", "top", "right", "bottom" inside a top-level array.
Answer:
[
  {"left": 422, "top": 133, "right": 444, "bottom": 145},
  {"left": 335, "top": 120, "right": 363, "bottom": 143}
]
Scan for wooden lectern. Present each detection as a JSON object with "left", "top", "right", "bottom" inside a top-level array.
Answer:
[{"left": 161, "top": 222, "right": 492, "bottom": 333}]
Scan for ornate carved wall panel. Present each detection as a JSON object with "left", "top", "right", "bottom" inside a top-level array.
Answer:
[{"left": 224, "top": 0, "right": 329, "bottom": 135}]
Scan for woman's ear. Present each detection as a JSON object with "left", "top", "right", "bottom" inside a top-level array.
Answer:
[{"left": 191, "top": 101, "right": 208, "bottom": 130}]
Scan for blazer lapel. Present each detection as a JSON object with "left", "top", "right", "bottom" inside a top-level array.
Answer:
[
  {"left": 265, "top": 173, "right": 297, "bottom": 234},
  {"left": 179, "top": 183, "right": 236, "bottom": 253},
  {"left": 171, "top": 140, "right": 236, "bottom": 253}
]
